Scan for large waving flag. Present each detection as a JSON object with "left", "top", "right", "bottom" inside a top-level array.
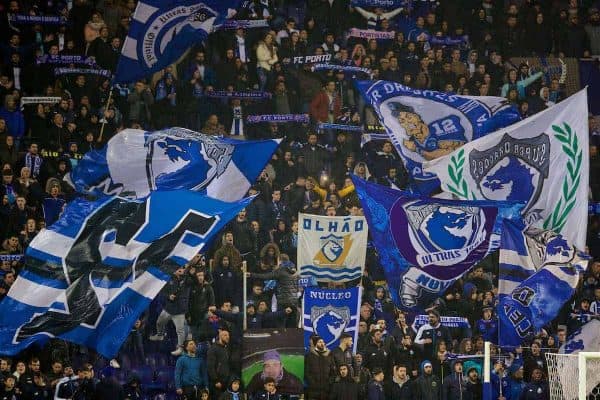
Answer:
[
  {"left": 115, "top": 0, "right": 239, "bottom": 83},
  {"left": 559, "top": 320, "right": 600, "bottom": 354},
  {"left": 298, "top": 214, "right": 368, "bottom": 284},
  {"left": 424, "top": 89, "right": 589, "bottom": 248},
  {"left": 497, "top": 219, "right": 588, "bottom": 347},
  {"left": 0, "top": 190, "right": 250, "bottom": 357},
  {"left": 65, "top": 128, "right": 281, "bottom": 201},
  {"left": 353, "top": 176, "right": 523, "bottom": 311},
  {"left": 356, "top": 80, "right": 520, "bottom": 194}
]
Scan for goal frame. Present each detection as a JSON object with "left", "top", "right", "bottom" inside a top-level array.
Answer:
[{"left": 577, "top": 352, "right": 600, "bottom": 399}]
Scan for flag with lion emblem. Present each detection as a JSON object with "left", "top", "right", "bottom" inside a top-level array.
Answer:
[
  {"left": 424, "top": 89, "right": 589, "bottom": 248},
  {"left": 298, "top": 214, "right": 367, "bottom": 284}
]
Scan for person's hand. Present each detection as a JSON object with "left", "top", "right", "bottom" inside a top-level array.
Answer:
[
  {"left": 423, "top": 338, "right": 432, "bottom": 344},
  {"left": 245, "top": 272, "right": 251, "bottom": 278},
  {"left": 215, "top": 382, "right": 223, "bottom": 389},
  {"left": 169, "top": 294, "right": 176, "bottom": 301},
  {"left": 208, "top": 306, "right": 217, "bottom": 312},
  {"left": 285, "top": 307, "right": 292, "bottom": 314},
  {"left": 176, "top": 388, "right": 183, "bottom": 395}
]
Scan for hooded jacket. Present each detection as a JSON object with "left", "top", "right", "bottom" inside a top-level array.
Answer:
[
  {"left": 442, "top": 361, "right": 468, "bottom": 400},
  {"left": 415, "top": 360, "right": 441, "bottom": 400}
]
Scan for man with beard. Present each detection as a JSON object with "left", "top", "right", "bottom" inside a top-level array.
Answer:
[
  {"left": 414, "top": 360, "right": 441, "bottom": 400},
  {"left": 245, "top": 350, "right": 303, "bottom": 396},
  {"left": 305, "top": 335, "right": 335, "bottom": 400},
  {"left": 330, "top": 364, "right": 359, "bottom": 400},
  {"left": 385, "top": 364, "right": 413, "bottom": 399},
  {"left": 331, "top": 333, "right": 354, "bottom": 376}
]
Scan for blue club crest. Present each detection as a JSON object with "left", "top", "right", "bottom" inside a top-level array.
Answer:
[
  {"left": 310, "top": 305, "right": 350, "bottom": 348},
  {"left": 469, "top": 133, "right": 550, "bottom": 213},
  {"left": 145, "top": 128, "right": 233, "bottom": 192},
  {"left": 319, "top": 234, "right": 344, "bottom": 263}
]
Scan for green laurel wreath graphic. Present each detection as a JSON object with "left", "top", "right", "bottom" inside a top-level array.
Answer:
[
  {"left": 446, "top": 148, "right": 470, "bottom": 199},
  {"left": 543, "top": 122, "right": 582, "bottom": 232}
]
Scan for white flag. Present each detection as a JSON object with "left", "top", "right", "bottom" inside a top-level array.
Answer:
[
  {"left": 424, "top": 89, "right": 589, "bottom": 248},
  {"left": 298, "top": 214, "right": 368, "bottom": 283}
]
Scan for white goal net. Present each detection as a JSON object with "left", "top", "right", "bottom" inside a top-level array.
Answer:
[{"left": 546, "top": 352, "right": 600, "bottom": 400}]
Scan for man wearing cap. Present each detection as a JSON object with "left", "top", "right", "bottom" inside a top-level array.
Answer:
[
  {"left": 330, "top": 364, "right": 360, "bottom": 400},
  {"left": 415, "top": 310, "right": 453, "bottom": 360},
  {"left": 442, "top": 359, "right": 468, "bottom": 400},
  {"left": 475, "top": 307, "right": 498, "bottom": 344},
  {"left": 414, "top": 360, "right": 441, "bottom": 400},
  {"left": 331, "top": 333, "right": 354, "bottom": 376},
  {"left": 508, "top": 361, "right": 526, "bottom": 400},
  {"left": 305, "top": 335, "right": 335, "bottom": 400},
  {"left": 246, "top": 349, "right": 303, "bottom": 396},
  {"left": 519, "top": 367, "right": 549, "bottom": 400},
  {"left": 367, "top": 367, "right": 385, "bottom": 400}
]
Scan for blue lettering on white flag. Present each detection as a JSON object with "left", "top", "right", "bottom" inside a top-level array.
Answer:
[
  {"left": 353, "top": 176, "right": 523, "bottom": 311},
  {"left": 0, "top": 190, "right": 250, "bottom": 358},
  {"left": 355, "top": 80, "right": 520, "bottom": 194},
  {"left": 115, "top": 0, "right": 240, "bottom": 83}
]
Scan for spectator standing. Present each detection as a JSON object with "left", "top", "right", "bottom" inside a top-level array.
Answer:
[{"left": 175, "top": 340, "right": 207, "bottom": 400}]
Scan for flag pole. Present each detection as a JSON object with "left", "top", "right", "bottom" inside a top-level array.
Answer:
[
  {"left": 98, "top": 85, "right": 114, "bottom": 144},
  {"left": 242, "top": 260, "right": 247, "bottom": 330}
]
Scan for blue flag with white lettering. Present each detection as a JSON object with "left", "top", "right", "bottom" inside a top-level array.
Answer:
[
  {"left": 302, "top": 287, "right": 361, "bottom": 353},
  {"left": 115, "top": 0, "right": 239, "bottom": 83},
  {"left": 353, "top": 176, "right": 523, "bottom": 311},
  {"left": 0, "top": 190, "right": 250, "bottom": 357},
  {"left": 356, "top": 80, "right": 520, "bottom": 194},
  {"left": 498, "top": 219, "right": 589, "bottom": 347},
  {"left": 65, "top": 128, "right": 281, "bottom": 201}
]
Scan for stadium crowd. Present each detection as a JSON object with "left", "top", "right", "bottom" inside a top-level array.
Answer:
[{"left": 0, "top": 0, "right": 599, "bottom": 399}]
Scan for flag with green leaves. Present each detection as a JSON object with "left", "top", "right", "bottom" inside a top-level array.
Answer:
[{"left": 423, "top": 89, "right": 589, "bottom": 248}]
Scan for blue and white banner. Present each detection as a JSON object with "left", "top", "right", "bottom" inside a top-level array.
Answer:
[
  {"left": 351, "top": 0, "right": 409, "bottom": 7},
  {"left": 559, "top": 320, "right": 600, "bottom": 354},
  {"left": 317, "top": 123, "right": 364, "bottom": 132},
  {"left": 0, "top": 190, "right": 250, "bottom": 358},
  {"left": 298, "top": 214, "right": 368, "bottom": 284},
  {"left": 312, "top": 64, "right": 372, "bottom": 77},
  {"left": 425, "top": 89, "right": 589, "bottom": 248},
  {"left": 282, "top": 54, "right": 332, "bottom": 65},
  {"left": 357, "top": 80, "right": 520, "bottom": 194},
  {"left": 0, "top": 254, "right": 24, "bottom": 262},
  {"left": 303, "top": 287, "right": 361, "bottom": 352},
  {"left": 246, "top": 114, "right": 309, "bottom": 124},
  {"left": 497, "top": 219, "right": 589, "bottom": 347},
  {"left": 115, "top": 0, "right": 239, "bottom": 83},
  {"left": 353, "top": 176, "right": 523, "bottom": 311},
  {"left": 205, "top": 90, "right": 272, "bottom": 100},
  {"left": 220, "top": 19, "right": 269, "bottom": 30},
  {"left": 348, "top": 28, "right": 395, "bottom": 40},
  {"left": 411, "top": 315, "right": 471, "bottom": 332},
  {"left": 65, "top": 127, "right": 281, "bottom": 201},
  {"left": 8, "top": 14, "right": 67, "bottom": 25},
  {"left": 54, "top": 68, "right": 112, "bottom": 78},
  {"left": 429, "top": 35, "right": 469, "bottom": 48},
  {"left": 36, "top": 55, "right": 97, "bottom": 67}
]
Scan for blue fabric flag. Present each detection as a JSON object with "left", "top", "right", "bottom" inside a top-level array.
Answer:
[
  {"left": 65, "top": 127, "right": 281, "bottom": 202},
  {"left": 303, "top": 287, "right": 361, "bottom": 353},
  {"left": 0, "top": 190, "right": 251, "bottom": 358},
  {"left": 115, "top": 0, "right": 239, "bottom": 83},
  {"left": 497, "top": 220, "right": 588, "bottom": 347},
  {"left": 353, "top": 176, "right": 523, "bottom": 311},
  {"left": 355, "top": 80, "right": 520, "bottom": 194}
]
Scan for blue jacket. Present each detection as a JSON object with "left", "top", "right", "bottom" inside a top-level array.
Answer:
[
  {"left": 443, "top": 370, "right": 468, "bottom": 400},
  {"left": 0, "top": 107, "right": 25, "bottom": 138},
  {"left": 367, "top": 379, "right": 385, "bottom": 400},
  {"left": 491, "top": 371, "right": 512, "bottom": 400},
  {"left": 174, "top": 352, "right": 207, "bottom": 389},
  {"left": 509, "top": 378, "right": 526, "bottom": 400},
  {"left": 475, "top": 318, "right": 498, "bottom": 343},
  {"left": 518, "top": 381, "right": 549, "bottom": 400}
]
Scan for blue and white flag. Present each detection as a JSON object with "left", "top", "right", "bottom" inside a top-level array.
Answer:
[
  {"left": 411, "top": 315, "right": 471, "bottom": 332},
  {"left": 497, "top": 219, "right": 589, "bottom": 347},
  {"left": 115, "top": 0, "right": 239, "bottom": 83},
  {"left": 303, "top": 287, "right": 361, "bottom": 352},
  {"left": 559, "top": 320, "right": 600, "bottom": 354},
  {"left": 8, "top": 14, "right": 67, "bottom": 25},
  {"left": 353, "top": 176, "right": 523, "bottom": 311},
  {"left": 0, "top": 190, "right": 250, "bottom": 357},
  {"left": 350, "top": 0, "right": 409, "bottom": 9},
  {"left": 425, "top": 89, "right": 590, "bottom": 248},
  {"left": 356, "top": 80, "right": 520, "bottom": 194},
  {"left": 298, "top": 214, "right": 368, "bottom": 284},
  {"left": 65, "top": 127, "right": 281, "bottom": 201}
]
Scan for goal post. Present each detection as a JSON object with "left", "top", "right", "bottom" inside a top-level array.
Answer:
[{"left": 546, "top": 351, "right": 600, "bottom": 400}]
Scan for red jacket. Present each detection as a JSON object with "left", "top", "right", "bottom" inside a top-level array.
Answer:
[{"left": 309, "top": 90, "right": 341, "bottom": 123}]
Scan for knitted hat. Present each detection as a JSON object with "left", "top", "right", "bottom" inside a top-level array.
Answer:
[{"left": 263, "top": 350, "right": 281, "bottom": 363}]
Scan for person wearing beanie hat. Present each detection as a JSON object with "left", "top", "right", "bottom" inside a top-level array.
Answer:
[
  {"left": 475, "top": 306, "right": 498, "bottom": 344},
  {"left": 305, "top": 335, "right": 335, "bottom": 400},
  {"left": 218, "top": 377, "right": 241, "bottom": 400},
  {"left": 245, "top": 350, "right": 303, "bottom": 397},
  {"left": 508, "top": 361, "right": 526, "bottom": 400},
  {"left": 415, "top": 360, "right": 441, "bottom": 400}
]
